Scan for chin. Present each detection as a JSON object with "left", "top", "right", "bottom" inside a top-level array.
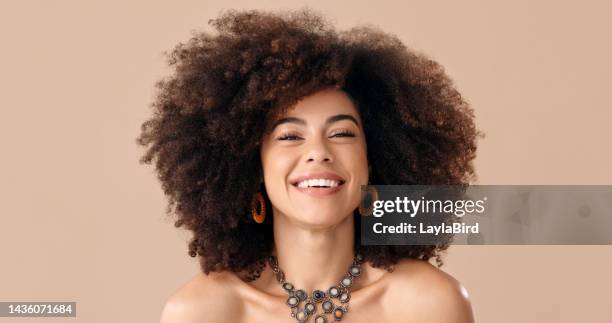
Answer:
[{"left": 292, "top": 209, "right": 351, "bottom": 228}]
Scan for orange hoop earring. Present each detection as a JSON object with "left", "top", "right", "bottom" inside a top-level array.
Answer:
[
  {"left": 251, "top": 192, "right": 266, "bottom": 224},
  {"left": 359, "top": 185, "right": 379, "bottom": 216}
]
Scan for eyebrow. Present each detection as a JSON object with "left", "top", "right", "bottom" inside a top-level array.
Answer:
[{"left": 270, "top": 114, "right": 360, "bottom": 131}]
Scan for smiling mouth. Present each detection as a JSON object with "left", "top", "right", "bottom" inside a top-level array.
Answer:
[
  {"left": 293, "top": 178, "right": 346, "bottom": 188},
  {"left": 290, "top": 178, "right": 346, "bottom": 196}
]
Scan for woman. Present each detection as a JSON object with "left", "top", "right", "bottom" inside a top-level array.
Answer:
[{"left": 138, "top": 8, "right": 479, "bottom": 323}]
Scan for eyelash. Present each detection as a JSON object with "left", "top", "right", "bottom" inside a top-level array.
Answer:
[
  {"left": 330, "top": 129, "right": 356, "bottom": 138},
  {"left": 277, "top": 130, "right": 356, "bottom": 141}
]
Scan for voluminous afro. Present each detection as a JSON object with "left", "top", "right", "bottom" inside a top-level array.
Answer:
[{"left": 137, "top": 8, "right": 480, "bottom": 281}]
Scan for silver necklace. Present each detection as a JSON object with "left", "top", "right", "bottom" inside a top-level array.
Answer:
[{"left": 268, "top": 253, "right": 364, "bottom": 322}]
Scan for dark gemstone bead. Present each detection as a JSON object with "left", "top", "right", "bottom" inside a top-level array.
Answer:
[
  {"left": 295, "top": 289, "right": 307, "bottom": 301},
  {"left": 313, "top": 290, "right": 325, "bottom": 301}
]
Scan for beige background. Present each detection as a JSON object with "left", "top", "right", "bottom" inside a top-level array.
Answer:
[{"left": 1, "top": 0, "right": 611, "bottom": 322}]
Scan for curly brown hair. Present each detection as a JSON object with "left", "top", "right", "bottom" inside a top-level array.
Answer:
[{"left": 136, "top": 8, "right": 480, "bottom": 281}]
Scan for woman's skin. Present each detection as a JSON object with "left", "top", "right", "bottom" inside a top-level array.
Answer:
[{"left": 160, "top": 88, "right": 475, "bottom": 323}]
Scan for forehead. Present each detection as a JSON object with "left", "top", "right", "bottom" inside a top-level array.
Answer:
[
  {"left": 263, "top": 88, "right": 364, "bottom": 136},
  {"left": 280, "top": 88, "right": 360, "bottom": 119}
]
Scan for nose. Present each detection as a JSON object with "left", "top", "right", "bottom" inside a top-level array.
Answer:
[
  {"left": 307, "top": 154, "right": 332, "bottom": 163},
  {"left": 305, "top": 139, "right": 334, "bottom": 163}
]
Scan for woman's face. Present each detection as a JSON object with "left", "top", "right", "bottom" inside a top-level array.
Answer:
[{"left": 260, "top": 88, "right": 369, "bottom": 228}]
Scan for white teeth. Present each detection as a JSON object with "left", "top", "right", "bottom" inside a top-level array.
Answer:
[{"left": 296, "top": 178, "right": 341, "bottom": 188}]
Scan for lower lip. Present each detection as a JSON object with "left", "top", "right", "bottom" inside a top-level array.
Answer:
[{"left": 292, "top": 184, "right": 344, "bottom": 196}]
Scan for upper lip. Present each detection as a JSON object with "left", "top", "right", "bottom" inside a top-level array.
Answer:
[{"left": 289, "top": 171, "right": 346, "bottom": 186}]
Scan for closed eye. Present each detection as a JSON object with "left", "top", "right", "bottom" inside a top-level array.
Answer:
[
  {"left": 277, "top": 130, "right": 355, "bottom": 141},
  {"left": 277, "top": 133, "right": 303, "bottom": 141},
  {"left": 329, "top": 130, "right": 355, "bottom": 138}
]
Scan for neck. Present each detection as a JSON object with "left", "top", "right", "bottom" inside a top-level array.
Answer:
[{"left": 271, "top": 211, "right": 355, "bottom": 294}]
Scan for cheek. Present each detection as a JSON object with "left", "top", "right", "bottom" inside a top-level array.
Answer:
[
  {"left": 261, "top": 146, "right": 293, "bottom": 186},
  {"left": 345, "top": 142, "right": 369, "bottom": 182},
  {"left": 355, "top": 156, "right": 369, "bottom": 184}
]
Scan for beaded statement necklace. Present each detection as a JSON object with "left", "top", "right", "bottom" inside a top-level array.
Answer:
[{"left": 267, "top": 253, "right": 364, "bottom": 322}]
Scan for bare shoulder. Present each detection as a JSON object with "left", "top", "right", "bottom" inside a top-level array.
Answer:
[
  {"left": 385, "top": 259, "right": 474, "bottom": 323},
  {"left": 159, "top": 271, "right": 243, "bottom": 323}
]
